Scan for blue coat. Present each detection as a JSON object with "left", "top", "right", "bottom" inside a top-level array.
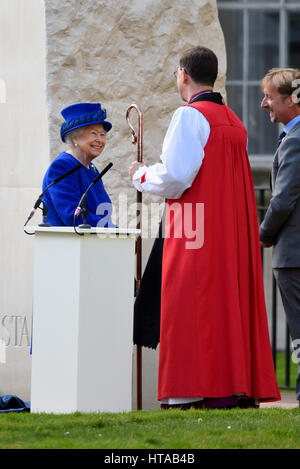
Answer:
[{"left": 42, "top": 152, "right": 114, "bottom": 227}]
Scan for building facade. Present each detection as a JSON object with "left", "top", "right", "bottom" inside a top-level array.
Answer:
[{"left": 218, "top": 0, "right": 300, "bottom": 181}]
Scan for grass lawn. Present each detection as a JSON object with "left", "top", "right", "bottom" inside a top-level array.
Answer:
[
  {"left": 0, "top": 351, "right": 298, "bottom": 450},
  {"left": 0, "top": 407, "right": 299, "bottom": 449}
]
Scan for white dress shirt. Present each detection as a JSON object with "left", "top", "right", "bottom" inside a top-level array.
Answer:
[{"left": 132, "top": 105, "right": 210, "bottom": 199}]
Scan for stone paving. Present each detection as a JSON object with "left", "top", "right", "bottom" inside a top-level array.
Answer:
[{"left": 260, "top": 392, "right": 299, "bottom": 409}]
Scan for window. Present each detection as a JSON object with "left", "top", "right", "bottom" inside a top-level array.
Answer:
[{"left": 218, "top": 0, "right": 300, "bottom": 167}]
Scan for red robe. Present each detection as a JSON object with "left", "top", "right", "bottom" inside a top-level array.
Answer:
[{"left": 158, "top": 101, "right": 280, "bottom": 402}]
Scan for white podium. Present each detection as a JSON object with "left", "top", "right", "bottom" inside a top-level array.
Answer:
[{"left": 29, "top": 227, "right": 139, "bottom": 414}]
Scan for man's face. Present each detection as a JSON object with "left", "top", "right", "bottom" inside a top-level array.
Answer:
[{"left": 261, "top": 80, "right": 291, "bottom": 125}]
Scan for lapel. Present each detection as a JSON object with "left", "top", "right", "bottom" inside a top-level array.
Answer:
[{"left": 271, "top": 120, "right": 300, "bottom": 191}]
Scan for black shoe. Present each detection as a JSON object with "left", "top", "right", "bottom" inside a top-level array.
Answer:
[{"left": 237, "top": 398, "right": 259, "bottom": 409}]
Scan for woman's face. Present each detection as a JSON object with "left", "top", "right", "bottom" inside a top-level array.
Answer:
[{"left": 73, "top": 124, "right": 107, "bottom": 160}]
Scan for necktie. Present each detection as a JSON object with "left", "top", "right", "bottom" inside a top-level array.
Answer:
[{"left": 278, "top": 131, "right": 286, "bottom": 146}]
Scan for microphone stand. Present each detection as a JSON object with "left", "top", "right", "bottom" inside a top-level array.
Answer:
[
  {"left": 73, "top": 198, "right": 91, "bottom": 235},
  {"left": 24, "top": 197, "right": 51, "bottom": 234},
  {"left": 79, "top": 204, "right": 91, "bottom": 230},
  {"left": 73, "top": 162, "right": 113, "bottom": 236},
  {"left": 39, "top": 200, "right": 51, "bottom": 227},
  {"left": 24, "top": 163, "right": 82, "bottom": 234}
]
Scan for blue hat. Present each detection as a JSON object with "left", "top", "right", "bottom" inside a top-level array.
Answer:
[{"left": 60, "top": 102, "right": 112, "bottom": 142}]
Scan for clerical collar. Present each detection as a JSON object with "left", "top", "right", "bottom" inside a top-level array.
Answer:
[
  {"left": 189, "top": 91, "right": 224, "bottom": 106},
  {"left": 189, "top": 90, "right": 212, "bottom": 103}
]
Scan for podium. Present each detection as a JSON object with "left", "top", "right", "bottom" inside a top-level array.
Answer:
[{"left": 29, "top": 227, "right": 139, "bottom": 414}]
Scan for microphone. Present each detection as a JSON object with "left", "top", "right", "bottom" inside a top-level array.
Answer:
[
  {"left": 74, "top": 162, "right": 113, "bottom": 218},
  {"left": 25, "top": 163, "right": 82, "bottom": 225}
]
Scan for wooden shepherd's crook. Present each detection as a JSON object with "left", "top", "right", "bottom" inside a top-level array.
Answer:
[{"left": 126, "top": 104, "right": 143, "bottom": 410}]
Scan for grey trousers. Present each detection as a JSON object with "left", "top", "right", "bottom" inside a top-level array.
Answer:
[{"left": 273, "top": 268, "right": 300, "bottom": 401}]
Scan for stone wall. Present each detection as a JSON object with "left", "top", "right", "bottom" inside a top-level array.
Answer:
[{"left": 45, "top": 0, "right": 226, "bottom": 214}]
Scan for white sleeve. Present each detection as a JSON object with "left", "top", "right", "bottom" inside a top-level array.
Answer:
[{"left": 132, "top": 106, "right": 210, "bottom": 199}]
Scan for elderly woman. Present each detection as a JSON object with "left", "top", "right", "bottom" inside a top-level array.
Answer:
[{"left": 42, "top": 102, "right": 114, "bottom": 227}]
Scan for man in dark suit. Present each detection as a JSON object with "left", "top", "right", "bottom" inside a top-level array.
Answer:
[{"left": 260, "top": 68, "right": 300, "bottom": 406}]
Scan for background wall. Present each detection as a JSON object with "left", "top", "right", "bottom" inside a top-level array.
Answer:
[
  {"left": 0, "top": 0, "right": 227, "bottom": 407},
  {"left": 45, "top": 0, "right": 226, "bottom": 211},
  {"left": 0, "top": 0, "right": 49, "bottom": 400}
]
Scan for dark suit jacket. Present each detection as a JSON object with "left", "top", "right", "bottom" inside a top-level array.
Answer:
[{"left": 260, "top": 121, "right": 300, "bottom": 267}]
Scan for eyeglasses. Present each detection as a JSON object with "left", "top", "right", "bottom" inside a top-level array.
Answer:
[{"left": 173, "top": 67, "right": 187, "bottom": 78}]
